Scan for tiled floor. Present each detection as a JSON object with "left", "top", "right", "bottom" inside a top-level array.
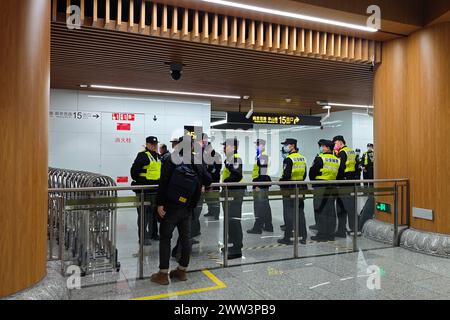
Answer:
[{"left": 68, "top": 198, "right": 450, "bottom": 300}]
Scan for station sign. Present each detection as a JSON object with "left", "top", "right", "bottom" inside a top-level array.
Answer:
[{"left": 226, "top": 112, "right": 321, "bottom": 126}]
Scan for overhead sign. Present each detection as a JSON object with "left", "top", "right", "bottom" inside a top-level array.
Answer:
[
  {"left": 184, "top": 126, "right": 203, "bottom": 140},
  {"left": 49, "top": 110, "right": 100, "bottom": 120},
  {"left": 226, "top": 112, "right": 321, "bottom": 126}
]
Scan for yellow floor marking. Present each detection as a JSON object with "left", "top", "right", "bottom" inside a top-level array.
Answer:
[{"left": 131, "top": 269, "right": 227, "bottom": 301}]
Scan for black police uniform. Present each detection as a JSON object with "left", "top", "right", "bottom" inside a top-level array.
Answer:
[{"left": 130, "top": 136, "right": 161, "bottom": 244}]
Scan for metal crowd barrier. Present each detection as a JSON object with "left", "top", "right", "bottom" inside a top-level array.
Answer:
[
  {"left": 48, "top": 178, "right": 409, "bottom": 279},
  {"left": 48, "top": 167, "right": 120, "bottom": 276}
]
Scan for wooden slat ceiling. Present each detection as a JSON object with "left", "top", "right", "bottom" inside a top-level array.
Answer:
[{"left": 51, "top": 22, "right": 374, "bottom": 114}]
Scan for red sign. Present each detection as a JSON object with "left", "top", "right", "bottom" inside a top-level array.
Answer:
[
  {"left": 116, "top": 177, "right": 129, "bottom": 183},
  {"left": 112, "top": 113, "right": 135, "bottom": 121},
  {"left": 117, "top": 123, "right": 131, "bottom": 131}
]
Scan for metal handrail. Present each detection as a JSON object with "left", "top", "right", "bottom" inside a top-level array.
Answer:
[
  {"left": 48, "top": 178, "right": 409, "bottom": 280},
  {"left": 48, "top": 178, "right": 409, "bottom": 193}
]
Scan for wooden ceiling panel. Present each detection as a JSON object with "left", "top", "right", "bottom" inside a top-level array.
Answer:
[{"left": 51, "top": 22, "right": 373, "bottom": 114}]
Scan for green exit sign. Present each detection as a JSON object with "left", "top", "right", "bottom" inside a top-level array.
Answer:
[{"left": 376, "top": 202, "right": 391, "bottom": 213}]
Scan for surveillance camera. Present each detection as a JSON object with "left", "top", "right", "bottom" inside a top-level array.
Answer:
[
  {"left": 320, "top": 126, "right": 324, "bottom": 130},
  {"left": 153, "top": 115, "right": 157, "bottom": 121},
  {"left": 169, "top": 63, "right": 183, "bottom": 81},
  {"left": 245, "top": 109, "right": 254, "bottom": 119}
]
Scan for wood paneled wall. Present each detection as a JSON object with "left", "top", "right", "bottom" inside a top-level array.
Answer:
[
  {"left": 0, "top": 0, "right": 50, "bottom": 297},
  {"left": 374, "top": 22, "right": 450, "bottom": 233}
]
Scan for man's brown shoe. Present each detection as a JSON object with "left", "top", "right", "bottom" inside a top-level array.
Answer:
[
  {"left": 150, "top": 272, "right": 169, "bottom": 285},
  {"left": 169, "top": 269, "right": 188, "bottom": 281}
]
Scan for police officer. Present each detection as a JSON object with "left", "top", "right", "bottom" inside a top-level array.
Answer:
[
  {"left": 159, "top": 144, "right": 171, "bottom": 165},
  {"left": 130, "top": 136, "right": 161, "bottom": 245},
  {"left": 221, "top": 138, "right": 245, "bottom": 260},
  {"left": 247, "top": 139, "right": 273, "bottom": 234},
  {"left": 333, "top": 135, "right": 358, "bottom": 237},
  {"left": 355, "top": 149, "right": 362, "bottom": 181},
  {"left": 309, "top": 140, "right": 340, "bottom": 242},
  {"left": 203, "top": 136, "right": 223, "bottom": 220},
  {"left": 278, "top": 138, "right": 308, "bottom": 245},
  {"left": 361, "top": 143, "right": 374, "bottom": 186}
]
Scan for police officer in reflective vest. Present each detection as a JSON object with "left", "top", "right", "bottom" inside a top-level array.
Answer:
[
  {"left": 247, "top": 139, "right": 273, "bottom": 234},
  {"left": 309, "top": 140, "right": 340, "bottom": 242},
  {"left": 361, "top": 143, "right": 374, "bottom": 186},
  {"left": 221, "top": 138, "right": 245, "bottom": 260},
  {"left": 333, "top": 135, "right": 358, "bottom": 237},
  {"left": 130, "top": 136, "right": 162, "bottom": 246},
  {"left": 279, "top": 138, "right": 308, "bottom": 245}
]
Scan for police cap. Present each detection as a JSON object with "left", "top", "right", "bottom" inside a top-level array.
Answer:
[{"left": 146, "top": 136, "right": 158, "bottom": 144}]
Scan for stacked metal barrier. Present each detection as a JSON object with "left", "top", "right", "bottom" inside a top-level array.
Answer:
[{"left": 48, "top": 168, "right": 120, "bottom": 275}]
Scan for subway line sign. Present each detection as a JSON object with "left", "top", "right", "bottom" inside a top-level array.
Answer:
[{"left": 227, "top": 112, "right": 321, "bottom": 126}]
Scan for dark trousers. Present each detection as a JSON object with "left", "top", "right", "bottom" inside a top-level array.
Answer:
[
  {"left": 314, "top": 187, "right": 337, "bottom": 238},
  {"left": 363, "top": 169, "right": 374, "bottom": 187},
  {"left": 191, "top": 193, "right": 204, "bottom": 238},
  {"left": 206, "top": 192, "right": 221, "bottom": 218},
  {"left": 282, "top": 195, "right": 307, "bottom": 240},
  {"left": 336, "top": 186, "right": 356, "bottom": 233},
  {"left": 359, "top": 193, "right": 375, "bottom": 231},
  {"left": 252, "top": 189, "right": 273, "bottom": 231},
  {"left": 137, "top": 205, "right": 154, "bottom": 242},
  {"left": 222, "top": 189, "right": 244, "bottom": 254},
  {"left": 159, "top": 206, "right": 192, "bottom": 270}
]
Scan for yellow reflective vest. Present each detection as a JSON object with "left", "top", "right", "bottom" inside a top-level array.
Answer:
[
  {"left": 316, "top": 153, "right": 340, "bottom": 180},
  {"left": 139, "top": 151, "right": 161, "bottom": 181},
  {"left": 340, "top": 146, "right": 357, "bottom": 173},
  {"left": 222, "top": 153, "right": 243, "bottom": 182},
  {"left": 252, "top": 151, "right": 269, "bottom": 180},
  {"left": 286, "top": 153, "right": 307, "bottom": 181}
]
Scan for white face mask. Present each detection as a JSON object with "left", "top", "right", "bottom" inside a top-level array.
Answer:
[{"left": 283, "top": 145, "right": 291, "bottom": 153}]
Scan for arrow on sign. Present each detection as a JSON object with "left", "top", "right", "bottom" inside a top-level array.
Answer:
[
  {"left": 294, "top": 117, "right": 300, "bottom": 124},
  {"left": 93, "top": 114, "right": 100, "bottom": 119}
]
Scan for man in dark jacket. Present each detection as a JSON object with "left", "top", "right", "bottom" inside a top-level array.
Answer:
[
  {"left": 130, "top": 136, "right": 161, "bottom": 246},
  {"left": 150, "top": 136, "right": 212, "bottom": 285}
]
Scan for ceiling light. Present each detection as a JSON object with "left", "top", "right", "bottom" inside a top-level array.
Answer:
[
  {"left": 202, "top": 0, "right": 378, "bottom": 32},
  {"left": 89, "top": 85, "right": 241, "bottom": 100},
  {"left": 211, "top": 119, "right": 228, "bottom": 127},
  {"left": 328, "top": 103, "right": 374, "bottom": 109}
]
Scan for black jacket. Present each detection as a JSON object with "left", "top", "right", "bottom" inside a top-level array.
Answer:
[
  {"left": 222, "top": 153, "right": 246, "bottom": 190},
  {"left": 130, "top": 149, "right": 160, "bottom": 187},
  {"left": 156, "top": 152, "right": 212, "bottom": 209},
  {"left": 204, "top": 144, "right": 222, "bottom": 184}
]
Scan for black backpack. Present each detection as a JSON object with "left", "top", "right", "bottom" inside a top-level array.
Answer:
[{"left": 166, "top": 163, "right": 199, "bottom": 207}]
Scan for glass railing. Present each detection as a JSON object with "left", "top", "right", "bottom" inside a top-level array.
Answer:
[{"left": 48, "top": 179, "right": 409, "bottom": 287}]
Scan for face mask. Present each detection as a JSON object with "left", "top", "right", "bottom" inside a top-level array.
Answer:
[
  {"left": 283, "top": 145, "right": 291, "bottom": 153},
  {"left": 319, "top": 147, "right": 324, "bottom": 154}
]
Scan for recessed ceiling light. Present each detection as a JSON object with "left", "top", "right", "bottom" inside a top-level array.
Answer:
[
  {"left": 202, "top": 0, "right": 378, "bottom": 32},
  {"left": 89, "top": 85, "right": 241, "bottom": 100},
  {"left": 79, "top": 84, "right": 88, "bottom": 88}
]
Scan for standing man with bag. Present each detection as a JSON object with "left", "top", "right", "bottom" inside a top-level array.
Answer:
[
  {"left": 151, "top": 135, "right": 212, "bottom": 285},
  {"left": 130, "top": 136, "right": 161, "bottom": 246}
]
